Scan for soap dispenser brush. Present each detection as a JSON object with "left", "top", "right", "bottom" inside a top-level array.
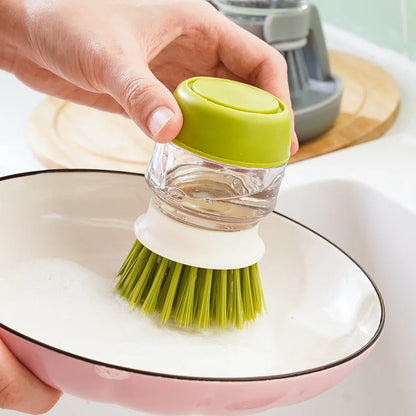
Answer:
[
  {"left": 213, "top": 0, "right": 343, "bottom": 142},
  {"left": 115, "top": 77, "right": 291, "bottom": 330}
]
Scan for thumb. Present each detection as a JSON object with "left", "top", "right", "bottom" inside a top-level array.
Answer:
[
  {"left": 108, "top": 63, "right": 183, "bottom": 143},
  {"left": 0, "top": 338, "right": 61, "bottom": 414}
]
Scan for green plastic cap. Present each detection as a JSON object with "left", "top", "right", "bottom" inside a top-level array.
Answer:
[{"left": 172, "top": 77, "right": 291, "bottom": 168}]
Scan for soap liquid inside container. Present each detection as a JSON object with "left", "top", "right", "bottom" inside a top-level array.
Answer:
[{"left": 146, "top": 143, "right": 286, "bottom": 231}]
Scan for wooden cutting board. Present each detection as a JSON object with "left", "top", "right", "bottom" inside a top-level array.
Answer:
[{"left": 29, "top": 51, "right": 400, "bottom": 173}]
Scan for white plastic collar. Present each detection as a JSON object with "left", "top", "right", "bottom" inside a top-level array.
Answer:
[{"left": 134, "top": 203, "right": 265, "bottom": 270}]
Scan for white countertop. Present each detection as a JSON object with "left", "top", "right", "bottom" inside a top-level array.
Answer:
[{"left": 0, "top": 70, "right": 45, "bottom": 175}]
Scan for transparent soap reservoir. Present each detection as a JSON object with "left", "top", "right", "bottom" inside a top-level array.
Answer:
[{"left": 146, "top": 142, "right": 286, "bottom": 232}]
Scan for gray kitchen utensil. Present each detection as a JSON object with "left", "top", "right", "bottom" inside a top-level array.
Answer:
[{"left": 212, "top": 0, "right": 343, "bottom": 142}]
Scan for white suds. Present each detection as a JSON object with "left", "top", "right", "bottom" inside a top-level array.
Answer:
[{"left": 0, "top": 257, "right": 367, "bottom": 378}]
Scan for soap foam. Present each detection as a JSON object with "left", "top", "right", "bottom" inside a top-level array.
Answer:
[{"left": 0, "top": 257, "right": 338, "bottom": 378}]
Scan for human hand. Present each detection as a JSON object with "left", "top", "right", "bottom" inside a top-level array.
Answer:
[
  {"left": 1, "top": 0, "right": 298, "bottom": 153},
  {"left": 0, "top": 338, "right": 61, "bottom": 414}
]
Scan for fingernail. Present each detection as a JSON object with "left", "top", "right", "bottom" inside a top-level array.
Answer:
[{"left": 148, "top": 107, "right": 174, "bottom": 137}]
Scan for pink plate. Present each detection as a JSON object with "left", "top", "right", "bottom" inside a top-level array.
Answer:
[{"left": 0, "top": 170, "right": 384, "bottom": 415}]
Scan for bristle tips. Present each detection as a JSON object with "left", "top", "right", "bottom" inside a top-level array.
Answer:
[{"left": 115, "top": 240, "right": 265, "bottom": 330}]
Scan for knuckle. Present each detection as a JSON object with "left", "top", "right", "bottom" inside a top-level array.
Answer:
[
  {"left": 269, "top": 49, "right": 287, "bottom": 71},
  {"left": 199, "top": 0, "right": 217, "bottom": 12},
  {"left": 124, "top": 78, "right": 156, "bottom": 111},
  {"left": 277, "top": 52, "right": 288, "bottom": 71}
]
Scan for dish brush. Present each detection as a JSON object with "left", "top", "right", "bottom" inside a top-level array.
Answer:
[{"left": 115, "top": 77, "right": 291, "bottom": 329}]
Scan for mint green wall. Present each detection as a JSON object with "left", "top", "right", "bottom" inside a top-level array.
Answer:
[{"left": 314, "top": 0, "right": 415, "bottom": 60}]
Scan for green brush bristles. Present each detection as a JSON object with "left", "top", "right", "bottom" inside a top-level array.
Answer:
[{"left": 115, "top": 240, "right": 265, "bottom": 330}]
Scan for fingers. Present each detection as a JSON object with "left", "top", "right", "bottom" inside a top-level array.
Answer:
[
  {"left": 216, "top": 20, "right": 289, "bottom": 99},
  {"left": 11, "top": 54, "right": 125, "bottom": 115},
  {"left": 105, "top": 61, "right": 183, "bottom": 143},
  {"left": 0, "top": 339, "right": 61, "bottom": 414},
  {"left": 216, "top": 19, "right": 299, "bottom": 154},
  {"left": 12, "top": 47, "right": 182, "bottom": 143}
]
